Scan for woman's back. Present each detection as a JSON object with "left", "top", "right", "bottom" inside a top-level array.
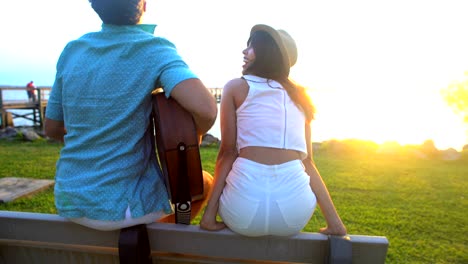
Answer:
[{"left": 235, "top": 75, "right": 307, "bottom": 164}]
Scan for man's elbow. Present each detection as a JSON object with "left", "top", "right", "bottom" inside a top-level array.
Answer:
[
  {"left": 44, "top": 118, "right": 65, "bottom": 142},
  {"left": 196, "top": 102, "right": 218, "bottom": 135},
  {"left": 205, "top": 103, "right": 218, "bottom": 128},
  {"left": 44, "top": 129, "right": 60, "bottom": 141}
]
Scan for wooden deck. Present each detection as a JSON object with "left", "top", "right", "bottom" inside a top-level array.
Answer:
[
  {"left": 210, "top": 88, "right": 222, "bottom": 103},
  {"left": 0, "top": 86, "right": 50, "bottom": 129},
  {"left": 1, "top": 86, "right": 222, "bottom": 129}
]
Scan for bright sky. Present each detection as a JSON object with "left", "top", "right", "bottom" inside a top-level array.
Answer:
[{"left": 1, "top": 0, "right": 467, "bottom": 150}]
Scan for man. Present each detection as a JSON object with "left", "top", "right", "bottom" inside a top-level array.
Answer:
[
  {"left": 44, "top": 0, "right": 217, "bottom": 232},
  {"left": 26, "top": 81, "right": 36, "bottom": 102}
]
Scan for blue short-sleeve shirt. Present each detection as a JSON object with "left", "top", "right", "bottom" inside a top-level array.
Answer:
[{"left": 46, "top": 24, "right": 197, "bottom": 221}]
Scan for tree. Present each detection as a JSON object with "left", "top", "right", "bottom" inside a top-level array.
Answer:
[
  {"left": 441, "top": 72, "right": 468, "bottom": 149},
  {"left": 441, "top": 72, "right": 468, "bottom": 123}
]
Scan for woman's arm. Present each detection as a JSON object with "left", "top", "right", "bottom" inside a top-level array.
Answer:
[
  {"left": 200, "top": 79, "right": 245, "bottom": 231},
  {"left": 303, "top": 123, "right": 347, "bottom": 236}
]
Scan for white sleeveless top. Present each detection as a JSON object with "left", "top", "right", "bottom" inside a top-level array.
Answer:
[{"left": 236, "top": 75, "right": 307, "bottom": 159}]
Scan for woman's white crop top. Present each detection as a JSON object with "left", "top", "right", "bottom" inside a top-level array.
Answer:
[{"left": 236, "top": 75, "right": 307, "bottom": 160}]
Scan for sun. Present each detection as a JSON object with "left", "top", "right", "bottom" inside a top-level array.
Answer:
[{"left": 307, "top": 87, "right": 466, "bottom": 151}]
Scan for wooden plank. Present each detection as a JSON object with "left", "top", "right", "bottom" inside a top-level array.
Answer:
[
  {"left": 0, "top": 243, "right": 300, "bottom": 264},
  {"left": 0, "top": 177, "right": 54, "bottom": 203}
]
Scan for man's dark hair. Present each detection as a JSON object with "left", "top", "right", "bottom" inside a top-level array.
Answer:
[{"left": 88, "top": 0, "right": 145, "bottom": 25}]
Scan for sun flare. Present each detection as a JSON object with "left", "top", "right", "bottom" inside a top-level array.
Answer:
[{"left": 309, "top": 88, "right": 466, "bottom": 151}]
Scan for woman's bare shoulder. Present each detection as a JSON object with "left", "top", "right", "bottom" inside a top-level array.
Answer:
[
  {"left": 222, "top": 77, "right": 249, "bottom": 108},
  {"left": 224, "top": 77, "right": 248, "bottom": 90}
]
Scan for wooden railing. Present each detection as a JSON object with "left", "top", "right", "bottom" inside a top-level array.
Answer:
[
  {"left": 0, "top": 86, "right": 221, "bottom": 129},
  {"left": 0, "top": 86, "right": 51, "bottom": 129},
  {"left": 209, "top": 88, "right": 222, "bottom": 103}
]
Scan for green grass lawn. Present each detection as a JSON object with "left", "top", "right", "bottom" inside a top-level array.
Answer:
[{"left": 0, "top": 140, "right": 466, "bottom": 263}]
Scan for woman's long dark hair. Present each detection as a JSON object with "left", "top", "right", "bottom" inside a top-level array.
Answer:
[{"left": 245, "top": 31, "right": 315, "bottom": 122}]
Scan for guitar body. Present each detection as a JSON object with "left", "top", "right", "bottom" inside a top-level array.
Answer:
[{"left": 150, "top": 91, "right": 204, "bottom": 224}]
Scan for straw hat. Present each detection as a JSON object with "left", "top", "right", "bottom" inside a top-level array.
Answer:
[{"left": 250, "top": 24, "right": 298, "bottom": 69}]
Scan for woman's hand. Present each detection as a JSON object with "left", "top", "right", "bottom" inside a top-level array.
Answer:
[
  {"left": 200, "top": 217, "right": 226, "bottom": 231},
  {"left": 200, "top": 205, "right": 227, "bottom": 231},
  {"left": 319, "top": 224, "right": 347, "bottom": 236}
]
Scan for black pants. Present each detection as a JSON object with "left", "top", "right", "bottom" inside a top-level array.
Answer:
[{"left": 118, "top": 224, "right": 152, "bottom": 264}]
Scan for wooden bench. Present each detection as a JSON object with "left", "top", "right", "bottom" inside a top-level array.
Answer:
[{"left": 0, "top": 211, "right": 388, "bottom": 263}]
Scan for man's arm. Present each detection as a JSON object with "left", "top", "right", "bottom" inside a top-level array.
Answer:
[
  {"left": 169, "top": 78, "right": 218, "bottom": 136},
  {"left": 44, "top": 118, "right": 66, "bottom": 143}
]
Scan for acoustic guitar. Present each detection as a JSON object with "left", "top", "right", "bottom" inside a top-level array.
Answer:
[{"left": 150, "top": 89, "right": 204, "bottom": 224}]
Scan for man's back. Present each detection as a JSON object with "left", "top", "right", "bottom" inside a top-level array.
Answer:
[
  {"left": 46, "top": 24, "right": 198, "bottom": 222},
  {"left": 44, "top": 0, "right": 216, "bottom": 231}
]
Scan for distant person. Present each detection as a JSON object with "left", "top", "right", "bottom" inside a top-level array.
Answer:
[
  {"left": 44, "top": 0, "right": 217, "bottom": 233},
  {"left": 200, "top": 24, "right": 347, "bottom": 237},
  {"left": 26, "top": 81, "right": 36, "bottom": 102}
]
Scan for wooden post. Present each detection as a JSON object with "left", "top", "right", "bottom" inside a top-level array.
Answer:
[
  {"left": 37, "top": 87, "right": 44, "bottom": 129},
  {"left": 0, "top": 88, "right": 4, "bottom": 129}
]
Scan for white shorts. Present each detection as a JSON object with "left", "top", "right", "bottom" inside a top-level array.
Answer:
[{"left": 219, "top": 158, "right": 316, "bottom": 237}]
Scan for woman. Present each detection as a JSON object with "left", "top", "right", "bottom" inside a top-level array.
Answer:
[{"left": 200, "top": 24, "right": 346, "bottom": 237}]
